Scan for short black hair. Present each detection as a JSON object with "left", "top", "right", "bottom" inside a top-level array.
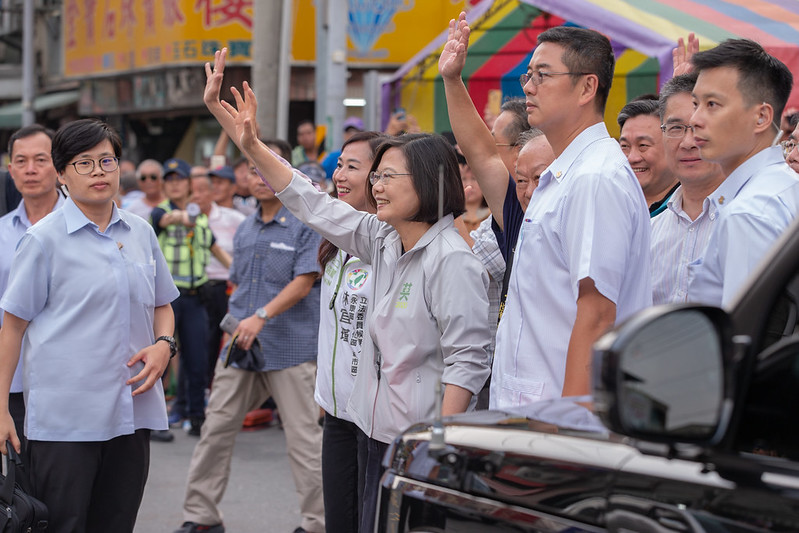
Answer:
[
  {"left": 498, "top": 97, "right": 531, "bottom": 145},
  {"left": 691, "top": 39, "right": 793, "bottom": 123},
  {"left": 7, "top": 124, "right": 55, "bottom": 156},
  {"left": 261, "top": 138, "right": 293, "bottom": 161},
  {"left": 296, "top": 119, "right": 315, "bottom": 131},
  {"left": 537, "top": 26, "right": 615, "bottom": 113},
  {"left": 617, "top": 98, "right": 659, "bottom": 129},
  {"left": 367, "top": 133, "right": 465, "bottom": 224},
  {"left": 51, "top": 119, "right": 122, "bottom": 173},
  {"left": 658, "top": 73, "right": 698, "bottom": 120}
]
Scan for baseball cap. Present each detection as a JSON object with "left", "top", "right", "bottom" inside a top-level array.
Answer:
[
  {"left": 208, "top": 165, "right": 235, "bottom": 182},
  {"left": 163, "top": 158, "right": 191, "bottom": 179},
  {"left": 343, "top": 117, "right": 364, "bottom": 132}
]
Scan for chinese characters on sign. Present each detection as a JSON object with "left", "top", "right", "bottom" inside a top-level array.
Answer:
[{"left": 64, "top": 0, "right": 253, "bottom": 77}]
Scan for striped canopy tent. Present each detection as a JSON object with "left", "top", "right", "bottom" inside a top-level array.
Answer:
[{"left": 382, "top": 0, "right": 799, "bottom": 137}]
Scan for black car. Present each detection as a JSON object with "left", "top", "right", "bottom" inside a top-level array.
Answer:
[{"left": 376, "top": 217, "right": 799, "bottom": 532}]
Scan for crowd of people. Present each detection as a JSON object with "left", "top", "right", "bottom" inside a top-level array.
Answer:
[{"left": 0, "top": 12, "right": 798, "bottom": 533}]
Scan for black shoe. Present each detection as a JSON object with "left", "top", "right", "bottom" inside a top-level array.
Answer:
[
  {"left": 292, "top": 528, "right": 307, "bottom": 533},
  {"left": 173, "top": 522, "right": 225, "bottom": 533},
  {"left": 187, "top": 418, "right": 204, "bottom": 437},
  {"left": 150, "top": 429, "right": 174, "bottom": 442}
]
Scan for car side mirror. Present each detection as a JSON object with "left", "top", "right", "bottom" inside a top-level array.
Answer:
[{"left": 593, "top": 306, "right": 733, "bottom": 445}]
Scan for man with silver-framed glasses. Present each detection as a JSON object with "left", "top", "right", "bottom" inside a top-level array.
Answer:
[
  {"left": 649, "top": 72, "right": 727, "bottom": 305},
  {"left": 441, "top": 14, "right": 651, "bottom": 409}
]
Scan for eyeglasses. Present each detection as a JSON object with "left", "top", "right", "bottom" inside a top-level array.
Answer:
[
  {"left": 368, "top": 170, "right": 412, "bottom": 186},
  {"left": 519, "top": 70, "right": 591, "bottom": 88},
  {"left": 660, "top": 123, "right": 695, "bottom": 138},
  {"left": 139, "top": 173, "right": 160, "bottom": 182},
  {"left": 69, "top": 156, "right": 119, "bottom": 175},
  {"left": 11, "top": 156, "right": 51, "bottom": 169},
  {"left": 782, "top": 139, "right": 797, "bottom": 158}
]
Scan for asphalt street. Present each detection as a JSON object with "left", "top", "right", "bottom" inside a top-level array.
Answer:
[{"left": 134, "top": 422, "right": 303, "bottom": 533}]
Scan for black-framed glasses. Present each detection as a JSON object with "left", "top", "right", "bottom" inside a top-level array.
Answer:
[
  {"left": 368, "top": 170, "right": 412, "bottom": 186},
  {"left": 519, "top": 70, "right": 591, "bottom": 88},
  {"left": 69, "top": 156, "right": 119, "bottom": 175},
  {"left": 660, "top": 123, "right": 695, "bottom": 138},
  {"left": 782, "top": 139, "right": 797, "bottom": 158},
  {"left": 139, "top": 173, "right": 160, "bottom": 182}
]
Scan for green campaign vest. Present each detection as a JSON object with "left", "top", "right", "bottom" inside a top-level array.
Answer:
[{"left": 156, "top": 201, "right": 213, "bottom": 289}]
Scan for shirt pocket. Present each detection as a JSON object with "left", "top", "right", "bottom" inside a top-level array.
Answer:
[
  {"left": 498, "top": 375, "right": 545, "bottom": 407},
  {"left": 262, "top": 242, "right": 296, "bottom": 286},
  {"left": 130, "top": 260, "right": 156, "bottom": 307}
]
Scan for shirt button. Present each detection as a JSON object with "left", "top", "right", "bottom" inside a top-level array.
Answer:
[
  {"left": 689, "top": 227, "right": 695, "bottom": 232},
  {"left": 710, "top": 213, "right": 716, "bottom": 220}
]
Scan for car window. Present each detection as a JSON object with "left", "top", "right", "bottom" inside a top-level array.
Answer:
[
  {"left": 735, "top": 335, "right": 799, "bottom": 459},
  {"left": 757, "top": 271, "right": 799, "bottom": 351}
]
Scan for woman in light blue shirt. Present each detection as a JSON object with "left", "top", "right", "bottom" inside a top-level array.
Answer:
[{"left": 0, "top": 119, "right": 179, "bottom": 533}]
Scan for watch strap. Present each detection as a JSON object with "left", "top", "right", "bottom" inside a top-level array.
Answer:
[{"left": 155, "top": 335, "right": 177, "bottom": 358}]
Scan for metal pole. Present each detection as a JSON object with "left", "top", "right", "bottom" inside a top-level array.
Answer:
[
  {"left": 363, "top": 70, "right": 381, "bottom": 132},
  {"left": 314, "top": 0, "right": 328, "bottom": 133},
  {"left": 276, "top": 0, "right": 293, "bottom": 141},
  {"left": 326, "top": 0, "right": 347, "bottom": 152},
  {"left": 253, "top": 0, "right": 282, "bottom": 138},
  {"left": 22, "top": 0, "right": 35, "bottom": 127}
]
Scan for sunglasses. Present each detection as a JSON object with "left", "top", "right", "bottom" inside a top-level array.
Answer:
[{"left": 139, "top": 174, "right": 160, "bottom": 182}]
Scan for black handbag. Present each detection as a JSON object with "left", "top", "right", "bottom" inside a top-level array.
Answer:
[{"left": 0, "top": 442, "right": 48, "bottom": 532}]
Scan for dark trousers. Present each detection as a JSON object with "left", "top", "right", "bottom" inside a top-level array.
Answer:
[
  {"left": 171, "top": 292, "right": 210, "bottom": 420},
  {"left": 360, "top": 434, "right": 389, "bottom": 533},
  {"left": 9, "top": 391, "right": 27, "bottom": 463},
  {"left": 322, "top": 413, "right": 367, "bottom": 533},
  {"left": 202, "top": 280, "right": 229, "bottom": 384},
  {"left": 28, "top": 429, "right": 150, "bottom": 533}
]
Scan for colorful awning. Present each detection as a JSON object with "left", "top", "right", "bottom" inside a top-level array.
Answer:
[{"left": 383, "top": 0, "right": 799, "bottom": 135}]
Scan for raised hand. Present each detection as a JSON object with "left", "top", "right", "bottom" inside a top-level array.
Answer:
[
  {"left": 204, "top": 48, "right": 228, "bottom": 112},
  {"left": 223, "top": 81, "right": 260, "bottom": 152},
  {"left": 439, "top": 12, "right": 471, "bottom": 81},
  {"left": 673, "top": 33, "right": 699, "bottom": 77}
]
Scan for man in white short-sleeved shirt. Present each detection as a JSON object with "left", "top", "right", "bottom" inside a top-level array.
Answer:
[
  {"left": 491, "top": 26, "right": 652, "bottom": 411},
  {"left": 686, "top": 39, "right": 799, "bottom": 307}
]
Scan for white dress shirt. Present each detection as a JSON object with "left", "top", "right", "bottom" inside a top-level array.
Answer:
[
  {"left": 687, "top": 146, "right": 799, "bottom": 307},
  {"left": 491, "top": 122, "right": 652, "bottom": 411},
  {"left": 650, "top": 187, "right": 718, "bottom": 305}
]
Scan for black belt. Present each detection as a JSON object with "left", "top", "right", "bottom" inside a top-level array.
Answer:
[
  {"left": 205, "top": 280, "right": 227, "bottom": 287},
  {"left": 178, "top": 285, "right": 205, "bottom": 296}
]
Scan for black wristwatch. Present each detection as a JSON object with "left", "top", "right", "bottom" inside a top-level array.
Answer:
[{"left": 155, "top": 335, "right": 177, "bottom": 359}]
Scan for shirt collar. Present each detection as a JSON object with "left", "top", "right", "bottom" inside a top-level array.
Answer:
[
  {"left": 710, "top": 145, "right": 784, "bottom": 210},
  {"left": 665, "top": 185, "right": 685, "bottom": 215},
  {"left": 665, "top": 185, "right": 716, "bottom": 222},
  {"left": 252, "top": 204, "right": 291, "bottom": 227},
  {"left": 63, "top": 197, "right": 127, "bottom": 234},
  {"left": 541, "top": 122, "right": 610, "bottom": 186},
  {"left": 411, "top": 214, "right": 455, "bottom": 251},
  {"left": 10, "top": 194, "right": 65, "bottom": 229}
]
